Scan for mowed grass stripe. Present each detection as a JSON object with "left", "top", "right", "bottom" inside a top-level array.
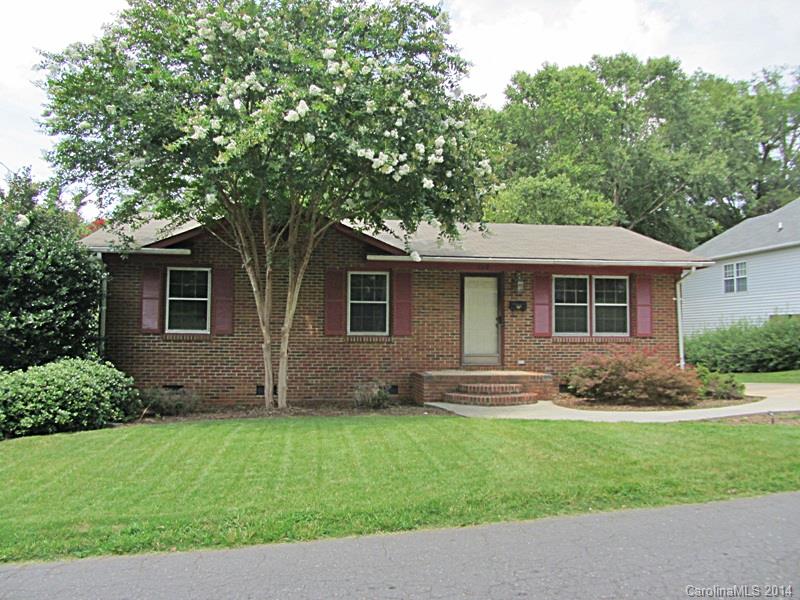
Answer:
[{"left": 1, "top": 416, "right": 799, "bottom": 562}]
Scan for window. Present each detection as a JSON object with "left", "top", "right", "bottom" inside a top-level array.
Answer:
[
  {"left": 348, "top": 272, "right": 389, "bottom": 335},
  {"left": 724, "top": 262, "right": 747, "bottom": 293},
  {"left": 166, "top": 268, "right": 211, "bottom": 333},
  {"left": 553, "top": 276, "right": 589, "bottom": 335},
  {"left": 593, "top": 277, "right": 629, "bottom": 336}
]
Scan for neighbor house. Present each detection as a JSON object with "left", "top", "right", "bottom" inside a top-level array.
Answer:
[
  {"left": 82, "top": 220, "right": 710, "bottom": 406},
  {"left": 681, "top": 198, "right": 800, "bottom": 336}
]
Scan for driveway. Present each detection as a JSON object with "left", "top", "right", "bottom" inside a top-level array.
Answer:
[
  {"left": 428, "top": 383, "right": 800, "bottom": 422},
  {"left": 1, "top": 492, "right": 798, "bottom": 600}
]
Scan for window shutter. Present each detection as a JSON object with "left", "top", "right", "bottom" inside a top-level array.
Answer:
[
  {"left": 141, "top": 267, "right": 163, "bottom": 333},
  {"left": 635, "top": 275, "right": 653, "bottom": 337},
  {"left": 533, "top": 274, "right": 552, "bottom": 337},
  {"left": 324, "top": 269, "right": 346, "bottom": 336},
  {"left": 211, "top": 268, "right": 234, "bottom": 335},
  {"left": 392, "top": 271, "right": 413, "bottom": 336}
]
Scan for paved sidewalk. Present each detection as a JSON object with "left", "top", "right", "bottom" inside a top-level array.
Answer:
[
  {"left": 1, "top": 492, "right": 798, "bottom": 600},
  {"left": 428, "top": 383, "right": 800, "bottom": 422}
]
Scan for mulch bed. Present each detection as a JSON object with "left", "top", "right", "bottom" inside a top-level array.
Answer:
[
  {"left": 553, "top": 392, "right": 762, "bottom": 412},
  {"left": 132, "top": 402, "right": 451, "bottom": 425}
]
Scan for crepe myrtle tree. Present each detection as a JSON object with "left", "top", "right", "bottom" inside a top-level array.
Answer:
[{"left": 41, "top": 0, "right": 495, "bottom": 407}]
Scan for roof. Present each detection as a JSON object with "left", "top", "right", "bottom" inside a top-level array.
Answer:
[
  {"left": 81, "top": 218, "right": 201, "bottom": 250},
  {"left": 366, "top": 220, "right": 709, "bottom": 267},
  {"left": 693, "top": 198, "right": 800, "bottom": 259},
  {"left": 82, "top": 217, "right": 710, "bottom": 267}
]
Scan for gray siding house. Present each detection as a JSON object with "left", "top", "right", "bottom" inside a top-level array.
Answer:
[{"left": 681, "top": 199, "right": 800, "bottom": 335}]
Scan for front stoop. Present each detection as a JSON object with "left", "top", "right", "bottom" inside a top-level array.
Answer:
[{"left": 411, "top": 370, "right": 556, "bottom": 405}]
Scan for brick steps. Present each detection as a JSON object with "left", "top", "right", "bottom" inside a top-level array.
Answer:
[
  {"left": 442, "top": 391, "right": 537, "bottom": 406},
  {"left": 458, "top": 382, "right": 522, "bottom": 394}
]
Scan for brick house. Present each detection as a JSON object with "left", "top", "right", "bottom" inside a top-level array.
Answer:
[{"left": 81, "top": 220, "right": 710, "bottom": 407}]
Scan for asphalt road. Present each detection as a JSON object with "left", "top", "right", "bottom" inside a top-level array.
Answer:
[{"left": 1, "top": 492, "right": 798, "bottom": 600}]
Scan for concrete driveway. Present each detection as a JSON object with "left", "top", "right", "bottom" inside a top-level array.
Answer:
[
  {"left": 1, "top": 492, "right": 798, "bottom": 599},
  {"left": 428, "top": 383, "right": 800, "bottom": 422}
]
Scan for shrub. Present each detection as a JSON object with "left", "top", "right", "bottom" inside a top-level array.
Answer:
[
  {"left": 1, "top": 170, "right": 104, "bottom": 371},
  {"left": 695, "top": 365, "right": 745, "bottom": 400},
  {"left": 0, "top": 359, "right": 140, "bottom": 438},
  {"left": 686, "top": 317, "right": 800, "bottom": 373},
  {"left": 140, "top": 387, "right": 201, "bottom": 417},
  {"left": 568, "top": 350, "right": 700, "bottom": 406},
  {"left": 353, "top": 380, "right": 390, "bottom": 409}
]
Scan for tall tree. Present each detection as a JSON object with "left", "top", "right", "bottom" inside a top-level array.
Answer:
[{"left": 41, "top": 0, "right": 494, "bottom": 407}]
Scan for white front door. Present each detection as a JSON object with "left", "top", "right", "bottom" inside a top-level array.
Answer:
[{"left": 463, "top": 276, "right": 500, "bottom": 365}]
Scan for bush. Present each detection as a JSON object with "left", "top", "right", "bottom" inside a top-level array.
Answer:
[
  {"left": 0, "top": 359, "right": 140, "bottom": 438},
  {"left": 353, "top": 380, "right": 390, "bottom": 409},
  {"left": 695, "top": 365, "right": 745, "bottom": 400},
  {"left": 568, "top": 350, "right": 700, "bottom": 406},
  {"left": 1, "top": 170, "right": 104, "bottom": 371},
  {"left": 685, "top": 317, "right": 800, "bottom": 373},
  {"left": 141, "top": 387, "right": 201, "bottom": 417}
]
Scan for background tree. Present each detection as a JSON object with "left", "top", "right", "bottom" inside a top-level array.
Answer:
[
  {"left": 0, "top": 168, "right": 104, "bottom": 371},
  {"left": 490, "top": 54, "right": 798, "bottom": 248},
  {"left": 41, "top": 0, "right": 494, "bottom": 407}
]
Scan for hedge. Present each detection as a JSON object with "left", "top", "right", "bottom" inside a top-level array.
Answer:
[{"left": 685, "top": 317, "right": 800, "bottom": 373}]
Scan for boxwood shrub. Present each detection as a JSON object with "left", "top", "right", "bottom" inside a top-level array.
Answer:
[
  {"left": 0, "top": 359, "right": 140, "bottom": 438},
  {"left": 685, "top": 317, "right": 800, "bottom": 373}
]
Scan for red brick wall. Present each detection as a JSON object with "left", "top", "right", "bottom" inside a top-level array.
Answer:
[{"left": 102, "top": 228, "right": 680, "bottom": 406}]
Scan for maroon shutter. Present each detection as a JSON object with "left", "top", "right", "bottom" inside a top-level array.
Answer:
[
  {"left": 533, "top": 274, "right": 552, "bottom": 337},
  {"left": 324, "top": 269, "right": 346, "bottom": 335},
  {"left": 392, "top": 271, "right": 413, "bottom": 336},
  {"left": 635, "top": 275, "right": 653, "bottom": 337},
  {"left": 141, "top": 267, "right": 163, "bottom": 333},
  {"left": 211, "top": 268, "right": 234, "bottom": 335}
]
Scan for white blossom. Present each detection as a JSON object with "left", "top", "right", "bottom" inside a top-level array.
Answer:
[
  {"left": 398, "top": 153, "right": 407, "bottom": 162},
  {"left": 304, "top": 132, "right": 316, "bottom": 144},
  {"left": 326, "top": 61, "right": 340, "bottom": 74},
  {"left": 434, "top": 136, "right": 446, "bottom": 148},
  {"left": 360, "top": 65, "right": 371, "bottom": 75},
  {"left": 220, "top": 21, "right": 234, "bottom": 34},
  {"left": 446, "top": 170, "right": 453, "bottom": 178},
  {"left": 226, "top": 139, "right": 237, "bottom": 152},
  {"left": 234, "top": 29, "right": 246, "bottom": 41},
  {"left": 210, "top": 118, "right": 221, "bottom": 129},
  {"left": 335, "top": 84, "right": 345, "bottom": 95},
  {"left": 191, "top": 124, "right": 208, "bottom": 140},
  {"left": 395, "top": 118, "right": 403, "bottom": 127},
  {"left": 284, "top": 110, "right": 300, "bottom": 122},
  {"left": 455, "top": 120, "right": 465, "bottom": 129},
  {"left": 365, "top": 100, "right": 376, "bottom": 113},
  {"left": 105, "top": 104, "right": 117, "bottom": 116},
  {"left": 213, "top": 135, "right": 227, "bottom": 145},
  {"left": 205, "top": 192, "right": 216, "bottom": 202},
  {"left": 233, "top": 98, "right": 242, "bottom": 111},
  {"left": 415, "top": 143, "right": 425, "bottom": 154},
  {"left": 422, "top": 178, "right": 434, "bottom": 189},
  {"left": 322, "top": 48, "right": 336, "bottom": 59},
  {"left": 404, "top": 100, "right": 416, "bottom": 109},
  {"left": 14, "top": 214, "right": 30, "bottom": 229},
  {"left": 296, "top": 99, "right": 310, "bottom": 116},
  {"left": 130, "top": 157, "right": 146, "bottom": 168},
  {"left": 392, "top": 173, "right": 402, "bottom": 182},
  {"left": 309, "top": 84, "right": 323, "bottom": 95},
  {"left": 398, "top": 164, "right": 411, "bottom": 176},
  {"left": 77, "top": 121, "right": 91, "bottom": 131}
]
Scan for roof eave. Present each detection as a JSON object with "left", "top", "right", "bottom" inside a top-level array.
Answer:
[{"left": 366, "top": 254, "right": 713, "bottom": 268}]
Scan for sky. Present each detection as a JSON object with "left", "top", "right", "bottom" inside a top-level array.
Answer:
[{"left": 1, "top": 0, "right": 799, "bottom": 185}]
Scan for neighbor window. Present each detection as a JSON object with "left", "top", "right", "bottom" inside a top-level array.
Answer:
[
  {"left": 593, "top": 277, "right": 629, "bottom": 336},
  {"left": 553, "top": 276, "right": 589, "bottom": 335},
  {"left": 724, "top": 262, "right": 747, "bottom": 293},
  {"left": 166, "top": 268, "right": 211, "bottom": 333},
  {"left": 348, "top": 272, "right": 389, "bottom": 335}
]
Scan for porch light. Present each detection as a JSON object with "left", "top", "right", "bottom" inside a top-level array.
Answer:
[{"left": 515, "top": 273, "right": 524, "bottom": 294}]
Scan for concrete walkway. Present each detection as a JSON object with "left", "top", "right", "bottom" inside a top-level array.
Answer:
[
  {"left": 428, "top": 383, "right": 800, "bottom": 422},
  {"left": 1, "top": 492, "right": 797, "bottom": 599}
]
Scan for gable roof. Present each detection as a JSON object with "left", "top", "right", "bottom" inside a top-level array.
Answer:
[
  {"left": 365, "top": 220, "right": 709, "bottom": 267},
  {"left": 693, "top": 198, "right": 800, "bottom": 259},
  {"left": 82, "top": 217, "right": 710, "bottom": 267}
]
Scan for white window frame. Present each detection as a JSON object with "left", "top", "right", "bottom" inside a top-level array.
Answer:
[
  {"left": 552, "top": 275, "right": 590, "bottom": 336},
  {"left": 347, "top": 271, "right": 390, "bottom": 336},
  {"left": 723, "top": 261, "right": 747, "bottom": 294},
  {"left": 592, "top": 275, "right": 630, "bottom": 337},
  {"left": 165, "top": 267, "right": 212, "bottom": 334}
]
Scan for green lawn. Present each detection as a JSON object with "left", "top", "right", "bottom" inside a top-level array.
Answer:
[
  {"left": 2, "top": 416, "right": 800, "bottom": 563},
  {"left": 732, "top": 370, "right": 800, "bottom": 384}
]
